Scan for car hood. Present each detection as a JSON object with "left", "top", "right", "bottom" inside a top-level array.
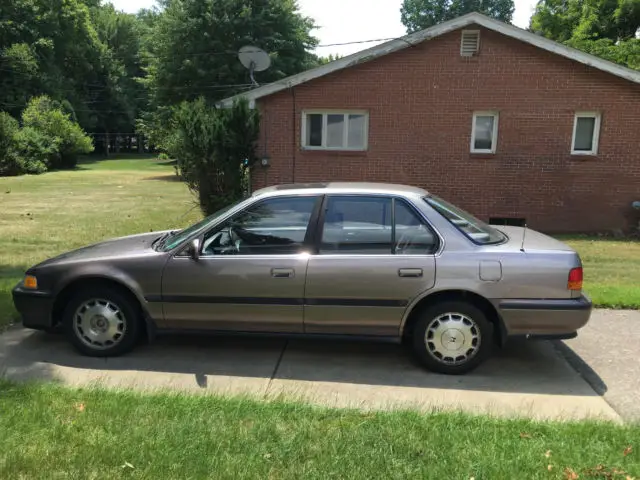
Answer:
[{"left": 33, "top": 231, "right": 170, "bottom": 269}]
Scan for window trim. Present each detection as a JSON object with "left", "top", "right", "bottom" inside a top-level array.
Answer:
[
  {"left": 571, "top": 111, "right": 601, "bottom": 155},
  {"left": 195, "top": 194, "right": 322, "bottom": 258},
  {"left": 314, "top": 194, "right": 441, "bottom": 256},
  {"left": 301, "top": 110, "right": 369, "bottom": 151},
  {"left": 470, "top": 111, "right": 499, "bottom": 154}
]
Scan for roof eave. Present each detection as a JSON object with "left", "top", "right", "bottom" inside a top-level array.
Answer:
[{"left": 217, "top": 12, "right": 640, "bottom": 108}]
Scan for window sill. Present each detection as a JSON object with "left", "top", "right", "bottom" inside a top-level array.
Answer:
[
  {"left": 300, "top": 149, "right": 368, "bottom": 157},
  {"left": 469, "top": 152, "right": 496, "bottom": 159}
]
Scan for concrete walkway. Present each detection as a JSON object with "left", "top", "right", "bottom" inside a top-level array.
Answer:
[
  {"left": 560, "top": 309, "right": 640, "bottom": 422},
  {"left": 0, "top": 319, "right": 622, "bottom": 422}
]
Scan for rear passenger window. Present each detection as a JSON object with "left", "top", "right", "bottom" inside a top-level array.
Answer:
[
  {"left": 320, "top": 196, "right": 392, "bottom": 254},
  {"left": 394, "top": 200, "right": 438, "bottom": 255},
  {"left": 319, "top": 196, "right": 438, "bottom": 254}
]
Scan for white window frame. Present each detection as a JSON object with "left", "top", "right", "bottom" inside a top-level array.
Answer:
[
  {"left": 571, "top": 111, "right": 601, "bottom": 155},
  {"left": 470, "top": 111, "right": 499, "bottom": 154},
  {"left": 301, "top": 110, "right": 369, "bottom": 151}
]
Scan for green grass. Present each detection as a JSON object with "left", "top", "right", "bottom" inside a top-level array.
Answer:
[
  {"left": 0, "top": 157, "right": 639, "bottom": 329},
  {"left": 0, "top": 380, "right": 638, "bottom": 479},
  {"left": 0, "top": 155, "right": 201, "bottom": 328},
  {"left": 563, "top": 236, "right": 640, "bottom": 309}
]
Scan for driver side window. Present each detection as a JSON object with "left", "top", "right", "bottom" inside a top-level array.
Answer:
[{"left": 201, "top": 196, "right": 319, "bottom": 256}]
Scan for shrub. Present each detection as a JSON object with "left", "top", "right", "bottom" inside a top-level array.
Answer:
[
  {"left": 12, "top": 126, "right": 51, "bottom": 174},
  {"left": 21, "top": 96, "right": 93, "bottom": 169},
  {"left": 171, "top": 97, "right": 260, "bottom": 215},
  {"left": 158, "top": 152, "right": 170, "bottom": 161},
  {"left": 0, "top": 112, "right": 21, "bottom": 176}
]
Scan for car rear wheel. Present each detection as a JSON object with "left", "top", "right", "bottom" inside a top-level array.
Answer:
[
  {"left": 411, "top": 301, "right": 493, "bottom": 375},
  {"left": 63, "top": 286, "right": 140, "bottom": 357}
]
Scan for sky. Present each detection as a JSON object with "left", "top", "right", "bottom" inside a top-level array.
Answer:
[{"left": 109, "top": 0, "right": 538, "bottom": 56}]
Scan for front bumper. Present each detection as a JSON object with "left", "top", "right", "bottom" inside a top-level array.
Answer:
[
  {"left": 498, "top": 294, "right": 592, "bottom": 338},
  {"left": 12, "top": 284, "right": 55, "bottom": 330}
]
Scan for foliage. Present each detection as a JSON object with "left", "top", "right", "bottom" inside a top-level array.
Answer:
[
  {"left": 171, "top": 98, "right": 260, "bottom": 215},
  {"left": 0, "top": 112, "right": 22, "bottom": 176},
  {"left": 12, "top": 127, "right": 52, "bottom": 174},
  {"left": 530, "top": 0, "right": 640, "bottom": 43},
  {"left": 21, "top": 96, "right": 93, "bottom": 169},
  {"left": 317, "top": 53, "right": 343, "bottom": 64},
  {"left": 143, "top": 0, "right": 318, "bottom": 107},
  {"left": 401, "top": 0, "right": 515, "bottom": 32}
]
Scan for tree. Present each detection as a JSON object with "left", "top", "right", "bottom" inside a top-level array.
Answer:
[
  {"left": 400, "top": 0, "right": 515, "bottom": 32},
  {"left": 530, "top": 0, "right": 640, "bottom": 43},
  {"left": 171, "top": 98, "right": 260, "bottom": 214},
  {"left": 530, "top": 0, "right": 640, "bottom": 70},
  {"left": 143, "top": 0, "right": 318, "bottom": 108}
]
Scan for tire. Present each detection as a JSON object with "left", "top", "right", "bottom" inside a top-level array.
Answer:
[
  {"left": 411, "top": 301, "right": 493, "bottom": 375},
  {"left": 62, "top": 286, "right": 141, "bottom": 357}
]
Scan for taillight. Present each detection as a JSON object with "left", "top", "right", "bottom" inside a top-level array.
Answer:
[{"left": 568, "top": 267, "right": 583, "bottom": 291}]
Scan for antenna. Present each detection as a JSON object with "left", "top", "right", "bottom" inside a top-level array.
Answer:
[
  {"left": 238, "top": 46, "right": 271, "bottom": 87},
  {"left": 520, "top": 223, "right": 528, "bottom": 252}
]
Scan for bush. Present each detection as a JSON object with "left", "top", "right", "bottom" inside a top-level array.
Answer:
[
  {"left": 21, "top": 96, "right": 93, "bottom": 169},
  {"left": 0, "top": 112, "right": 21, "bottom": 176},
  {"left": 157, "top": 152, "right": 170, "bottom": 161},
  {"left": 13, "top": 126, "right": 51, "bottom": 174},
  {"left": 171, "top": 97, "right": 259, "bottom": 215}
]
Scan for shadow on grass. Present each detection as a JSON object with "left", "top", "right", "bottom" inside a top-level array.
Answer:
[{"left": 145, "top": 174, "right": 182, "bottom": 182}]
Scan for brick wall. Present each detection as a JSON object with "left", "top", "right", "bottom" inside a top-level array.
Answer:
[{"left": 252, "top": 25, "right": 640, "bottom": 233}]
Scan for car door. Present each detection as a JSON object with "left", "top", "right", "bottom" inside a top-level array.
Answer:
[
  {"left": 304, "top": 195, "right": 438, "bottom": 336},
  {"left": 160, "top": 195, "right": 321, "bottom": 332}
]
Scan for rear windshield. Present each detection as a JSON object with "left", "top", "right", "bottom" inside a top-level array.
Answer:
[{"left": 424, "top": 195, "right": 506, "bottom": 245}]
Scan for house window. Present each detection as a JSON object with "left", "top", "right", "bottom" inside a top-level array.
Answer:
[
  {"left": 571, "top": 112, "right": 601, "bottom": 155},
  {"left": 302, "top": 111, "right": 368, "bottom": 150},
  {"left": 470, "top": 112, "right": 499, "bottom": 153}
]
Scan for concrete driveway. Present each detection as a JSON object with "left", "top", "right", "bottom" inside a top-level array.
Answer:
[{"left": 0, "top": 314, "right": 625, "bottom": 422}]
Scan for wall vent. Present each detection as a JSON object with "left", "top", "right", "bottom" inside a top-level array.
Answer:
[{"left": 460, "top": 30, "right": 480, "bottom": 57}]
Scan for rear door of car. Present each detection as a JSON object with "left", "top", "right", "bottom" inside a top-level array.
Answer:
[{"left": 303, "top": 194, "right": 438, "bottom": 336}]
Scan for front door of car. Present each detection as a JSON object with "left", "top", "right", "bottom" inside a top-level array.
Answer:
[
  {"left": 160, "top": 195, "right": 321, "bottom": 332},
  {"left": 304, "top": 195, "right": 438, "bottom": 336}
]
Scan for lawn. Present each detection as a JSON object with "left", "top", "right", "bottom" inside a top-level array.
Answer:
[
  {"left": 562, "top": 237, "right": 640, "bottom": 309},
  {"left": 0, "top": 156, "right": 639, "bottom": 330},
  {"left": 0, "top": 155, "right": 201, "bottom": 329},
  {"left": 0, "top": 380, "right": 638, "bottom": 479}
]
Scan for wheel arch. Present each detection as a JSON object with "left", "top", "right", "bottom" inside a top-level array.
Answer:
[
  {"left": 401, "top": 289, "right": 506, "bottom": 345},
  {"left": 51, "top": 274, "right": 154, "bottom": 341}
]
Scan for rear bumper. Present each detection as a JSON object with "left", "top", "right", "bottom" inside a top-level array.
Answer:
[
  {"left": 12, "top": 285, "right": 54, "bottom": 330},
  {"left": 498, "top": 294, "right": 592, "bottom": 338}
]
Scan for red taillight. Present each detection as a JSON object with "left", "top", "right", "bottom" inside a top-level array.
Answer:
[{"left": 568, "top": 267, "right": 583, "bottom": 291}]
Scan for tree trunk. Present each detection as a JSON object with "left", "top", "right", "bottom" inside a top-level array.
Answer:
[
  {"left": 138, "top": 134, "right": 144, "bottom": 153},
  {"left": 105, "top": 131, "right": 110, "bottom": 157}
]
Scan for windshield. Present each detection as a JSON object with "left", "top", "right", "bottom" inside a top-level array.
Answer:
[
  {"left": 424, "top": 195, "right": 506, "bottom": 245},
  {"left": 157, "top": 201, "right": 241, "bottom": 252}
]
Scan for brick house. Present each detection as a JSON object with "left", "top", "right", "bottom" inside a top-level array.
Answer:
[{"left": 220, "top": 13, "right": 640, "bottom": 233}]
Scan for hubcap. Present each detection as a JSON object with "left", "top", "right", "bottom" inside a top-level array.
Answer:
[
  {"left": 73, "top": 298, "right": 126, "bottom": 349},
  {"left": 425, "top": 312, "right": 481, "bottom": 366}
]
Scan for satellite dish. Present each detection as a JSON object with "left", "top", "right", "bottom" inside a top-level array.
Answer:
[{"left": 238, "top": 45, "right": 271, "bottom": 86}]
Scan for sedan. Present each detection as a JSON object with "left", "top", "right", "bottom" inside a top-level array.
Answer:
[{"left": 13, "top": 182, "right": 592, "bottom": 374}]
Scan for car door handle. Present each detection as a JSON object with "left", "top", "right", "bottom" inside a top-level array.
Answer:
[
  {"left": 398, "top": 268, "right": 423, "bottom": 278},
  {"left": 271, "top": 268, "right": 295, "bottom": 278}
]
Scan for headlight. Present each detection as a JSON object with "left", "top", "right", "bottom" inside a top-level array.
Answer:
[{"left": 23, "top": 275, "right": 38, "bottom": 289}]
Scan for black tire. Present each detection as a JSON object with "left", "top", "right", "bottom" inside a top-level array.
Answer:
[
  {"left": 411, "top": 301, "right": 493, "bottom": 375},
  {"left": 62, "top": 286, "right": 141, "bottom": 357}
]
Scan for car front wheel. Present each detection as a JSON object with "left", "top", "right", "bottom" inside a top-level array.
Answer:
[
  {"left": 411, "top": 301, "right": 493, "bottom": 375},
  {"left": 63, "top": 286, "right": 140, "bottom": 357}
]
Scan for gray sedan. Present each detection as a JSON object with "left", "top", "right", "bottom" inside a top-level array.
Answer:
[{"left": 13, "top": 182, "right": 591, "bottom": 374}]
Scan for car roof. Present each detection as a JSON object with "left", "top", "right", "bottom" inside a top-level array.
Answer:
[{"left": 252, "top": 182, "right": 429, "bottom": 198}]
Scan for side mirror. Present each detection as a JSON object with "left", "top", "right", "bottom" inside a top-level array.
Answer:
[{"left": 188, "top": 238, "right": 200, "bottom": 261}]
